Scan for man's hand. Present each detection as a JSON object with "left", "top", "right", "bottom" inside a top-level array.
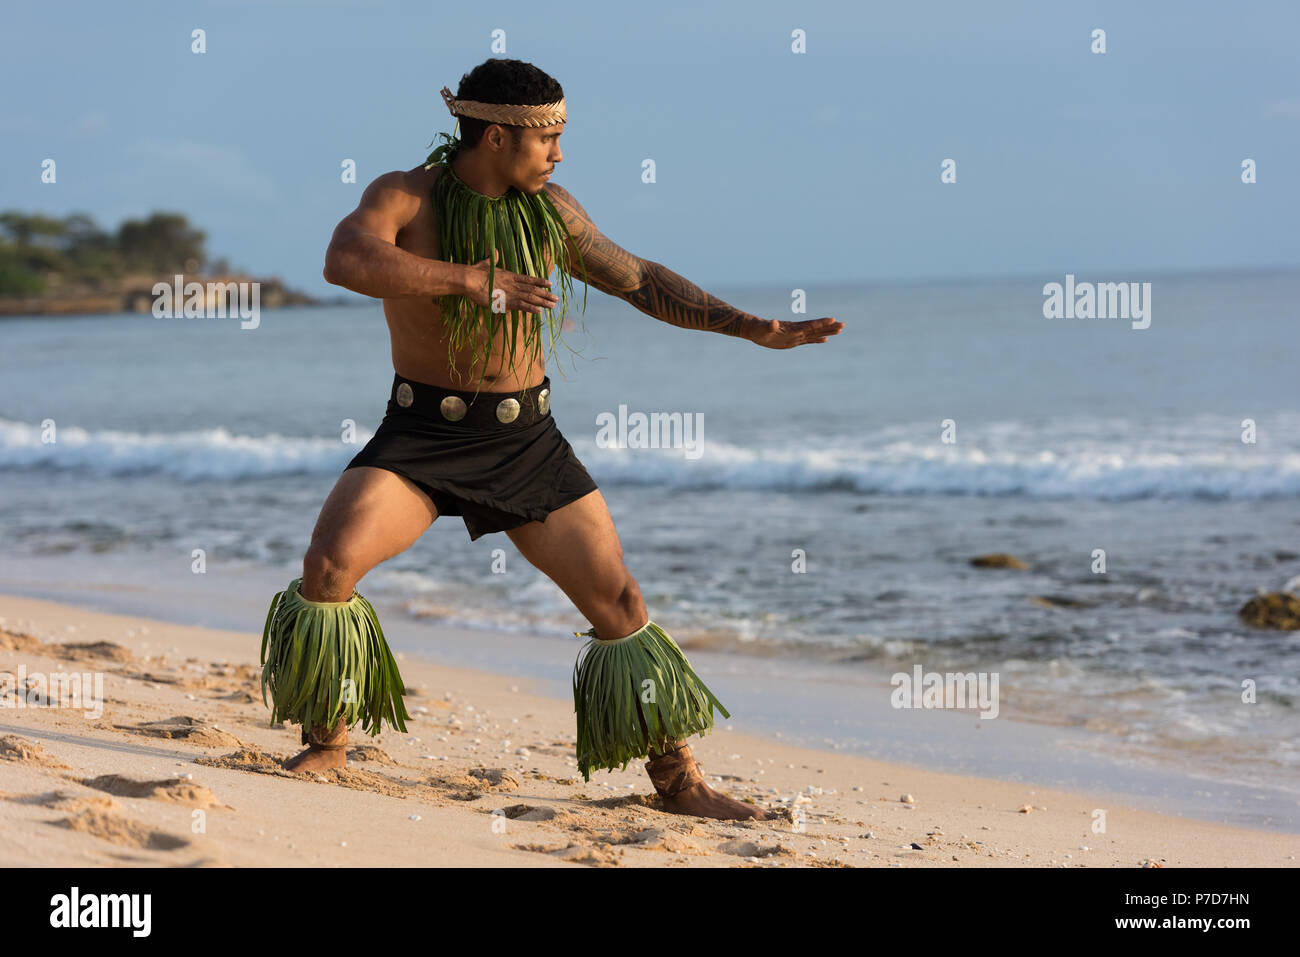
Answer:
[
  {"left": 463, "top": 253, "right": 560, "bottom": 317},
  {"left": 748, "top": 316, "right": 844, "bottom": 349}
]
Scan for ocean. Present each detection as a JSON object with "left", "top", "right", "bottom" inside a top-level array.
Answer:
[{"left": 2, "top": 268, "right": 1298, "bottom": 831}]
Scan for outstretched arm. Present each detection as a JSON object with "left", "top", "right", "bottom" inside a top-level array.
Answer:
[{"left": 544, "top": 182, "right": 843, "bottom": 348}]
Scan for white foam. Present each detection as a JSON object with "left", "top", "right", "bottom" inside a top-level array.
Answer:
[
  {"left": 4, "top": 414, "right": 1299, "bottom": 499},
  {"left": 0, "top": 418, "right": 369, "bottom": 480},
  {"left": 571, "top": 433, "right": 1300, "bottom": 500}
]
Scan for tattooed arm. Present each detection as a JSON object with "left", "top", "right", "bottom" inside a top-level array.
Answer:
[
  {"left": 543, "top": 182, "right": 843, "bottom": 348},
  {"left": 543, "top": 181, "right": 746, "bottom": 333}
]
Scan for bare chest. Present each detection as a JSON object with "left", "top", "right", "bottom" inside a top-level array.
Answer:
[{"left": 395, "top": 178, "right": 554, "bottom": 276}]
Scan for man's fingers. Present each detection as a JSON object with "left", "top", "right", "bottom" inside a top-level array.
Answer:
[{"left": 753, "top": 317, "right": 841, "bottom": 349}]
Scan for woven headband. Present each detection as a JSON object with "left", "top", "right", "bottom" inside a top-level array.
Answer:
[{"left": 439, "top": 85, "right": 566, "bottom": 128}]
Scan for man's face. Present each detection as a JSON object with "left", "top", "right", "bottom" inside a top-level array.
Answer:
[{"left": 505, "top": 123, "right": 563, "bottom": 193}]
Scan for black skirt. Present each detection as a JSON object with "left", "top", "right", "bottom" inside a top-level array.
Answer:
[{"left": 344, "top": 374, "right": 598, "bottom": 541}]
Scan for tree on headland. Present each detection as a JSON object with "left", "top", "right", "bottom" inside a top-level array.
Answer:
[
  {"left": 0, "top": 210, "right": 325, "bottom": 315},
  {"left": 0, "top": 210, "right": 208, "bottom": 295},
  {"left": 115, "top": 213, "right": 207, "bottom": 274},
  {"left": 0, "top": 212, "right": 68, "bottom": 248}
]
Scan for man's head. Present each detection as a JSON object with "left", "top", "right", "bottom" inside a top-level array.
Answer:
[{"left": 450, "top": 58, "right": 565, "bottom": 194}]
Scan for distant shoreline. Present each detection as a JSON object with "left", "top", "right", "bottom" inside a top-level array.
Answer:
[
  {"left": 0, "top": 273, "right": 351, "bottom": 317},
  {"left": 0, "top": 274, "right": 361, "bottom": 318}
]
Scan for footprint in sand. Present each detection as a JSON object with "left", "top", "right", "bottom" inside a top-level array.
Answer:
[
  {"left": 0, "top": 629, "right": 43, "bottom": 653},
  {"left": 467, "top": 767, "right": 520, "bottom": 790},
  {"left": 50, "top": 808, "right": 190, "bottom": 851},
  {"left": 48, "top": 641, "right": 135, "bottom": 664},
  {"left": 5, "top": 789, "right": 120, "bottom": 814},
  {"left": 576, "top": 792, "right": 659, "bottom": 813},
  {"left": 496, "top": 807, "right": 705, "bottom": 861},
  {"left": 113, "top": 716, "right": 243, "bottom": 749},
  {"left": 606, "top": 827, "right": 705, "bottom": 854},
  {"left": 512, "top": 841, "right": 625, "bottom": 867},
  {"left": 194, "top": 746, "right": 285, "bottom": 774},
  {"left": 79, "top": 774, "right": 227, "bottom": 809},
  {"left": 0, "top": 734, "right": 72, "bottom": 770},
  {"left": 499, "top": 803, "right": 566, "bottom": 822},
  {"left": 346, "top": 745, "right": 398, "bottom": 765},
  {"left": 716, "top": 837, "right": 795, "bottom": 859},
  {"left": 214, "top": 690, "right": 258, "bottom": 704},
  {"left": 419, "top": 767, "right": 520, "bottom": 804}
]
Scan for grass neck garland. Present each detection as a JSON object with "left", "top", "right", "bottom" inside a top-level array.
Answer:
[{"left": 425, "top": 131, "right": 589, "bottom": 402}]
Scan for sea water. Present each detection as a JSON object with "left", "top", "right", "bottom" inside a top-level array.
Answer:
[{"left": 2, "top": 268, "right": 1297, "bottom": 830}]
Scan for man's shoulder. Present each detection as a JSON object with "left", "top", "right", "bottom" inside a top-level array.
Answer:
[
  {"left": 360, "top": 165, "right": 441, "bottom": 200},
  {"left": 542, "top": 179, "right": 578, "bottom": 207},
  {"left": 542, "top": 180, "right": 591, "bottom": 230},
  {"left": 393, "top": 164, "right": 442, "bottom": 194}
]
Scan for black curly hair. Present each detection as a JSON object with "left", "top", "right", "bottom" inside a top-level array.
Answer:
[{"left": 452, "top": 58, "right": 564, "bottom": 153}]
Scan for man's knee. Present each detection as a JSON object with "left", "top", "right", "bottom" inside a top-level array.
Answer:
[{"left": 301, "top": 544, "right": 359, "bottom": 601}]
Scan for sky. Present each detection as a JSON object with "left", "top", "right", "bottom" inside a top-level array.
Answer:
[{"left": 2, "top": 0, "right": 1297, "bottom": 295}]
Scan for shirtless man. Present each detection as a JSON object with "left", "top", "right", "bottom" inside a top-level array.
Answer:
[{"left": 279, "top": 61, "right": 842, "bottom": 820}]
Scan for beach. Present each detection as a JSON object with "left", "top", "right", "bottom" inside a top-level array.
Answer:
[{"left": 1, "top": 592, "right": 1292, "bottom": 868}]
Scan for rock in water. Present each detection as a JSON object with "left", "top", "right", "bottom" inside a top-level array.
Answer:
[
  {"left": 970, "top": 553, "right": 1029, "bottom": 569},
  {"left": 1238, "top": 592, "right": 1300, "bottom": 629}
]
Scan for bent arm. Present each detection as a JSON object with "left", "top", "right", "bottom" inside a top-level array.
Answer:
[
  {"left": 544, "top": 181, "right": 762, "bottom": 340},
  {"left": 323, "top": 171, "right": 468, "bottom": 299}
]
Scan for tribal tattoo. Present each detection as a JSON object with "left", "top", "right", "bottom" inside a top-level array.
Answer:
[{"left": 544, "top": 182, "right": 757, "bottom": 339}]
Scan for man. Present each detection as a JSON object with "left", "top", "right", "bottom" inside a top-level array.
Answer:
[{"left": 259, "top": 58, "right": 842, "bottom": 821}]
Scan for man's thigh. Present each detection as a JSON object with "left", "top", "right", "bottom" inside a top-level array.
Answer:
[
  {"left": 504, "top": 489, "right": 628, "bottom": 607},
  {"left": 310, "top": 466, "right": 439, "bottom": 570}
]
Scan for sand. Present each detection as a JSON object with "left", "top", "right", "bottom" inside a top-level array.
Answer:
[{"left": 0, "top": 593, "right": 1294, "bottom": 868}]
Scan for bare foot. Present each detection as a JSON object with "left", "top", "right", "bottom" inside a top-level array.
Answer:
[
  {"left": 645, "top": 741, "right": 772, "bottom": 821},
  {"left": 661, "top": 781, "right": 772, "bottom": 821},
  {"left": 281, "top": 718, "right": 347, "bottom": 774}
]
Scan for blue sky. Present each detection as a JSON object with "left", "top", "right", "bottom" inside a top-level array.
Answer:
[{"left": 2, "top": 0, "right": 1297, "bottom": 294}]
